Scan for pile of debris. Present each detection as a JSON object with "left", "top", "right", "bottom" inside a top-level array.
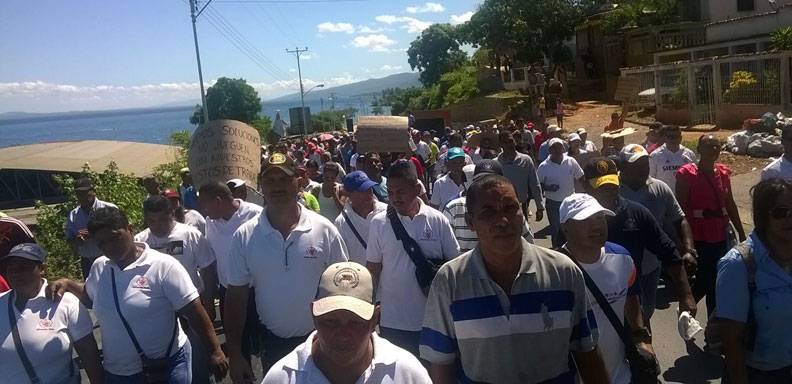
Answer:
[{"left": 726, "top": 112, "right": 791, "bottom": 158}]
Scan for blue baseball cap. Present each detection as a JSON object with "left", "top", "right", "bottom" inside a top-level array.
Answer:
[
  {"left": 343, "top": 171, "right": 378, "bottom": 192},
  {"left": 447, "top": 147, "right": 465, "bottom": 160}
]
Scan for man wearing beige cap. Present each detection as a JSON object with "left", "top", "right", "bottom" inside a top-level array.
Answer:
[{"left": 263, "top": 262, "right": 430, "bottom": 384}]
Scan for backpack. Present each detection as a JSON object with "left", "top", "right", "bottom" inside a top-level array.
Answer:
[{"left": 703, "top": 241, "right": 757, "bottom": 354}]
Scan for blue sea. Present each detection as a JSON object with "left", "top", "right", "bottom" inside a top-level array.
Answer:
[
  {"left": 0, "top": 107, "right": 199, "bottom": 148},
  {"left": 0, "top": 98, "right": 348, "bottom": 148}
]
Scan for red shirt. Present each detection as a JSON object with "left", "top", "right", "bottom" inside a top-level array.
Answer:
[
  {"left": 676, "top": 163, "right": 732, "bottom": 243},
  {"left": 409, "top": 156, "right": 425, "bottom": 179},
  {"left": 534, "top": 132, "right": 547, "bottom": 150},
  {"left": 0, "top": 275, "right": 8, "bottom": 293}
]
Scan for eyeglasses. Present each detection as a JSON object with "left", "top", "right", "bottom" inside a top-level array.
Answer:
[{"left": 770, "top": 207, "right": 792, "bottom": 220}]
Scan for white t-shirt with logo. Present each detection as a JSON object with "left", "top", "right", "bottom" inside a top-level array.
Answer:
[
  {"left": 226, "top": 206, "right": 349, "bottom": 338},
  {"left": 205, "top": 200, "right": 263, "bottom": 287},
  {"left": 366, "top": 201, "right": 460, "bottom": 331},
  {"left": 576, "top": 243, "right": 638, "bottom": 384},
  {"left": 86, "top": 244, "right": 199, "bottom": 376},
  {"left": 334, "top": 202, "right": 388, "bottom": 265},
  {"left": 649, "top": 144, "right": 697, "bottom": 191},
  {"left": 135, "top": 222, "right": 215, "bottom": 292},
  {"left": 263, "top": 331, "right": 431, "bottom": 384},
  {"left": 537, "top": 155, "right": 584, "bottom": 202},
  {"left": 761, "top": 155, "right": 792, "bottom": 181},
  {"left": 0, "top": 281, "right": 93, "bottom": 384}
]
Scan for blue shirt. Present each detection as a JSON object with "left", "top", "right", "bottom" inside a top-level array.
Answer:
[
  {"left": 716, "top": 232, "right": 792, "bottom": 370},
  {"left": 180, "top": 184, "right": 199, "bottom": 211},
  {"left": 65, "top": 198, "right": 118, "bottom": 259}
]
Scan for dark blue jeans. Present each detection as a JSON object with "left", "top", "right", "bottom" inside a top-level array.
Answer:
[
  {"left": 104, "top": 342, "right": 192, "bottom": 384},
  {"left": 546, "top": 198, "right": 563, "bottom": 248}
]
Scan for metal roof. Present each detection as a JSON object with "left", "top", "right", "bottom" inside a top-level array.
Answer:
[{"left": 0, "top": 140, "right": 179, "bottom": 176}]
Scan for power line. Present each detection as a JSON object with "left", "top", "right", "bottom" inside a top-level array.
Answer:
[{"left": 204, "top": 6, "right": 291, "bottom": 79}]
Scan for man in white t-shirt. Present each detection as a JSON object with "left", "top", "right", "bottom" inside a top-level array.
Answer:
[
  {"left": 537, "top": 138, "right": 585, "bottom": 247},
  {"left": 649, "top": 125, "right": 697, "bottom": 191},
  {"left": 224, "top": 153, "right": 349, "bottom": 383},
  {"left": 1, "top": 243, "right": 102, "bottom": 384},
  {"left": 263, "top": 262, "right": 430, "bottom": 383},
  {"left": 430, "top": 147, "right": 467, "bottom": 210},
  {"left": 366, "top": 160, "right": 460, "bottom": 357},
  {"left": 163, "top": 189, "right": 206, "bottom": 234},
  {"left": 47, "top": 207, "right": 228, "bottom": 382},
  {"left": 761, "top": 124, "right": 792, "bottom": 181},
  {"left": 560, "top": 194, "right": 657, "bottom": 384},
  {"left": 334, "top": 171, "right": 387, "bottom": 264}
]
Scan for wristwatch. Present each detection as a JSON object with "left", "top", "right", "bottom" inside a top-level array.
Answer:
[{"left": 632, "top": 327, "right": 652, "bottom": 344}]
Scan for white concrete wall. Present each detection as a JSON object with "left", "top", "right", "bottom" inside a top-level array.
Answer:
[
  {"left": 703, "top": 0, "right": 791, "bottom": 22},
  {"left": 707, "top": 5, "right": 792, "bottom": 42}
]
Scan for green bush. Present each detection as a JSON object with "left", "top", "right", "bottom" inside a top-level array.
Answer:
[{"left": 36, "top": 162, "right": 148, "bottom": 281}]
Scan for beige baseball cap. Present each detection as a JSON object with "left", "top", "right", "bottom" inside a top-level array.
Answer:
[{"left": 312, "top": 262, "right": 375, "bottom": 320}]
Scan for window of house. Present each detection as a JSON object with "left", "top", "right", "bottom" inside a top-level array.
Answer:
[{"left": 737, "top": 0, "right": 755, "bottom": 12}]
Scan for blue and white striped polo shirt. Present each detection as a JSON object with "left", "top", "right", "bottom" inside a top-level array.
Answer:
[{"left": 420, "top": 239, "right": 598, "bottom": 383}]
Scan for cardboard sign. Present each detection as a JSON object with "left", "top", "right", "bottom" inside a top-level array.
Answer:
[
  {"left": 355, "top": 116, "right": 410, "bottom": 153},
  {"left": 188, "top": 120, "right": 261, "bottom": 189},
  {"left": 614, "top": 76, "right": 641, "bottom": 102}
]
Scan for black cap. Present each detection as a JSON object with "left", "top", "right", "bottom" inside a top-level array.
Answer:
[
  {"left": 583, "top": 157, "right": 620, "bottom": 189},
  {"left": 75, "top": 177, "right": 93, "bottom": 191},
  {"left": 473, "top": 159, "right": 503, "bottom": 178}
]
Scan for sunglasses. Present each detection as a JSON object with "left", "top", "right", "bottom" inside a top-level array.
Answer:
[{"left": 770, "top": 207, "right": 792, "bottom": 220}]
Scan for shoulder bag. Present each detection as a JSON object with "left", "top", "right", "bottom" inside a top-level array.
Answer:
[
  {"left": 386, "top": 206, "right": 442, "bottom": 296},
  {"left": 341, "top": 210, "right": 367, "bottom": 249},
  {"left": 8, "top": 292, "right": 42, "bottom": 384},
  {"left": 111, "top": 268, "right": 178, "bottom": 384}
]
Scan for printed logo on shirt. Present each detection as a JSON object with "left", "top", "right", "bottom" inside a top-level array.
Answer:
[
  {"left": 305, "top": 246, "right": 319, "bottom": 259},
  {"left": 151, "top": 240, "right": 185, "bottom": 257},
  {"left": 36, "top": 319, "right": 55, "bottom": 331},
  {"left": 132, "top": 275, "right": 150, "bottom": 289},
  {"left": 662, "top": 165, "right": 681, "bottom": 172}
]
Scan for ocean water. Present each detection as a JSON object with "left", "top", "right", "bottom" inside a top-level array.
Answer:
[{"left": 0, "top": 107, "right": 198, "bottom": 148}]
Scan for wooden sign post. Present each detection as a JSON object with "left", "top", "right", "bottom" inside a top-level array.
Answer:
[
  {"left": 355, "top": 116, "right": 410, "bottom": 153},
  {"left": 188, "top": 119, "right": 261, "bottom": 189}
]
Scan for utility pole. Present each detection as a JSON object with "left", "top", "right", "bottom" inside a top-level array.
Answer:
[
  {"left": 189, "top": 0, "right": 212, "bottom": 124},
  {"left": 286, "top": 47, "right": 310, "bottom": 135}
]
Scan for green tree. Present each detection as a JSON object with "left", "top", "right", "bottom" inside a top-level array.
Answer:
[
  {"left": 408, "top": 24, "right": 468, "bottom": 87},
  {"left": 371, "top": 105, "right": 384, "bottom": 115},
  {"left": 250, "top": 116, "right": 274, "bottom": 143},
  {"left": 311, "top": 109, "right": 356, "bottom": 132},
  {"left": 35, "top": 163, "right": 148, "bottom": 280},
  {"left": 377, "top": 87, "right": 425, "bottom": 116},
  {"left": 771, "top": 26, "right": 792, "bottom": 51},
  {"left": 602, "top": 0, "right": 682, "bottom": 33},
  {"left": 152, "top": 130, "right": 190, "bottom": 191},
  {"left": 187, "top": 77, "right": 262, "bottom": 125},
  {"left": 460, "top": 0, "right": 584, "bottom": 66}
]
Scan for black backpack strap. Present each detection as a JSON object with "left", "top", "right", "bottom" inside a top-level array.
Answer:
[
  {"left": 111, "top": 268, "right": 178, "bottom": 360},
  {"left": 734, "top": 240, "right": 757, "bottom": 351},
  {"left": 341, "top": 210, "right": 367, "bottom": 249},
  {"left": 8, "top": 293, "right": 41, "bottom": 384},
  {"left": 559, "top": 248, "right": 641, "bottom": 358},
  {"left": 386, "top": 206, "right": 428, "bottom": 267}
]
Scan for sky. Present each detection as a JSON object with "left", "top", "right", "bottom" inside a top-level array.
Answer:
[{"left": 0, "top": 0, "right": 480, "bottom": 113}]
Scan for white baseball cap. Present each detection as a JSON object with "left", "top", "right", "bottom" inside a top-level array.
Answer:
[
  {"left": 560, "top": 193, "right": 615, "bottom": 224},
  {"left": 568, "top": 133, "right": 581, "bottom": 142},
  {"left": 547, "top": 137, "right": 565, "bottom": 149},
  {"left": 619, "top": 144, "right": 649, "bottom": 163},
  {"left": 226, "top": 179, "right": 246, "bottom": 189},
  {"left": 312, "top": 262, "right": 375, "bottom": 321},
  {"left": 548, "top": 124, "right": 562, "bottom": 133}
]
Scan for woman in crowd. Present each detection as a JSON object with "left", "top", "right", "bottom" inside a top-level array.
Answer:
[
  {"left": 0, "top": 243, "right": 103, "bottom": 383},
  {"left": 47, "top": 207, "right": 228, "bottom": 383},
  {"left": 717, "top": 178, "right": 792, "bottom": 383},
  {"left": 676, "top": 134, "right": 746, "bottom": 318}
]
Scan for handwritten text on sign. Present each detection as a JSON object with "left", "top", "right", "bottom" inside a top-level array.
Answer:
[
  {"left": 188, "top": 120, "right": 261, "bottom": 188},
  {"left": 356, "top": 116, "right": 410, "bottom": 153}
]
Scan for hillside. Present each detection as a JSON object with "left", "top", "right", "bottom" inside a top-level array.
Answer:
[{"left": 268, "top": 72, "right": 420, "bottom": 103}]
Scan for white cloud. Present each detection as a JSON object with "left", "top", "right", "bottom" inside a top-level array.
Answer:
[
  {"left": 450, "top": 11, "right": 474, "bottom": 25},
  {"left": 374, "top": 15, "right": 431, "bottom": 33},
  {"left": 301, "top": 53, "right": 319, "bottom": 60},
  {"left": 316, "top": 22, "right": 355, "bottom": 34},
  {"left": 350, "top": 34, "right": 398, "bottom": 52},
  {"left": 406, "top": 2, "right": 445, "bottom": 14},
  {"left": 380, "top": 65, "right": 403, "bottom": 72},
  {"left": 357, "top": 26, "right": 384, "bottom": 34}
]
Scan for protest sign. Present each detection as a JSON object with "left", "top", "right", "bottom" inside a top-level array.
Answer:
[
  {"left": 355, "top": 116, "right": 410, "bottom": 153},
  {"left": 188, "top": 119, "right": 261, "bottom": 188},
  {"left": 614, "top": 76, "right": 641, "bottom": 102}
]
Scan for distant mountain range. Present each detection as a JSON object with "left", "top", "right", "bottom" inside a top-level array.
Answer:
[
  {"left": 0, "top": 72, "right": 421, "bottom": 122},
  {"left": 269, "top": 72, "right": 420, "bottom": 103}
]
